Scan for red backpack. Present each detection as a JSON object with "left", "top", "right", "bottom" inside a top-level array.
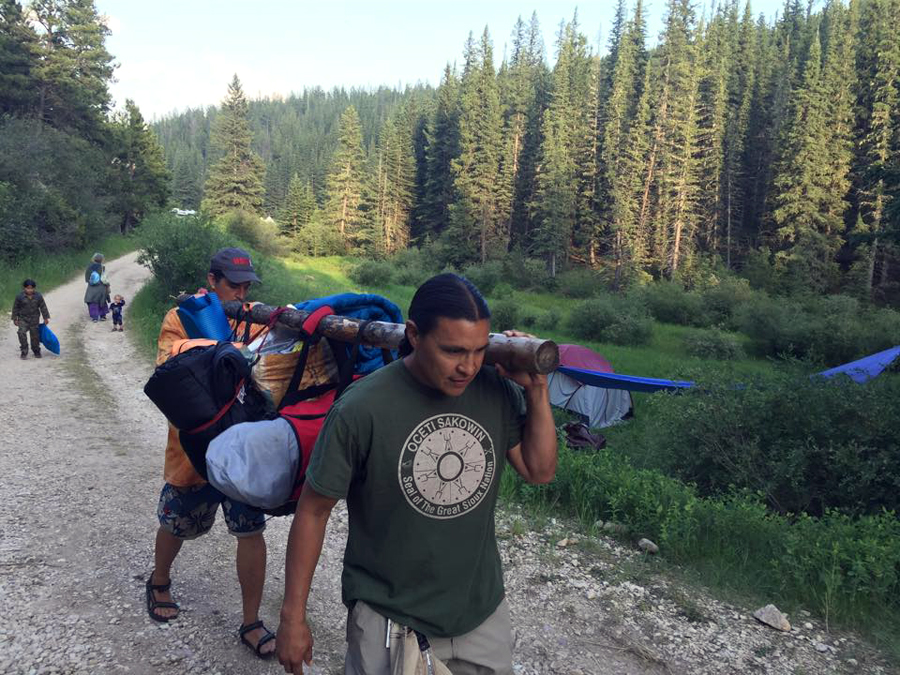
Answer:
[{"left": 264, "top": 306, "right": 390, "bottom": 516}]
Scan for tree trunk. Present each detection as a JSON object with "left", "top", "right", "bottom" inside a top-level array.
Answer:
[{"left": 208, "top": 299, "right": 560, "bottom": 375}]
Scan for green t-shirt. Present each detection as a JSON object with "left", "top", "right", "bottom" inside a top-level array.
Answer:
[{"left": 305, "top": 358, "right": 526, "bottom": 637}]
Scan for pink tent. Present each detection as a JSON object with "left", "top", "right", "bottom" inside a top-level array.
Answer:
[{"left": 548, "top": 344, "right": 633, "bottom": 428}]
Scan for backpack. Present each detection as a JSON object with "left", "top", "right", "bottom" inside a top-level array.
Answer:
[
  {"left": 89, "top": 270, "right": 101, "bottom": 286},
  {"left": 143, "top": 340, "right": 268, "bottom": 479}
]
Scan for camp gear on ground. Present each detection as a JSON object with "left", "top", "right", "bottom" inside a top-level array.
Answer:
[
  {"left": 206, "top": 418, "right": 300, "bottom": 509},
  {"left": 816, "top": 345, "right": 900, "bottom": 384},
  {"left": 145, "top": 575, "right": 179, "bottom": 623},
  {"left": 210, "top": 247, "right": 260, "bottom": 284},
  {"left": 143, "top": 340, "right": 268, "bottom": 479},
  {"left": 39, "top": 323, "right": 60, "bottom": 355},
  {"left": 238, "top": 621, "right": 276, "bottom": 660},
  {"left": 176, "top": 292, "right": 233, "bottom": 341},
  {"left": 563, "top": 421, "right": 606, "bottom": 450}
]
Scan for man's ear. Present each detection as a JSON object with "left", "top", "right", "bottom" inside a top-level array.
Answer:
[
  {"left": 405, "top": 320, "right": 420, "bottom": 349},
  {"left": 207, "top": 272, "right": 217, "bottom": 290}
]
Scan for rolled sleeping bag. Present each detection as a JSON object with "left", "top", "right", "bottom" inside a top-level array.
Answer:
[{"left": 206, "top": 417, "right": 300, "bottom": 509}]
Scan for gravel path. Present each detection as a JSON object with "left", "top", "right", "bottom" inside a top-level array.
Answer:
[{"left": 0, "top": 254, "right": 893, "bottom": 675}]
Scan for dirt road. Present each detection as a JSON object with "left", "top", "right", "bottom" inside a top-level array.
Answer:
[{"left": 0, "top": 253, "right": 886, "bottom": 675}]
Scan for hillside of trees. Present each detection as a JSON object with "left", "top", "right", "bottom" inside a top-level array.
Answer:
[
  {"left": 0, "top": 0, "right": 169, "bottom": 259},
  {"left": 155, "top": 0, "right": 900, "bottom": 304}
]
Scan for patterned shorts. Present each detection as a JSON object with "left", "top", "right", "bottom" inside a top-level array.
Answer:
[{"left": 157, "top": 483, "right": 266, "bottom": 540}]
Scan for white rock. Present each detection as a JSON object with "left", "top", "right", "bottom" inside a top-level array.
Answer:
[
  {"left": 815, "top": 642, "right": 829, "bottom": 653},
  {"left": 638, "top": 538, "right": 659, "bottom": 554},
  {"left": 753, "top": 604, "right": 791, "bottom": 632}
]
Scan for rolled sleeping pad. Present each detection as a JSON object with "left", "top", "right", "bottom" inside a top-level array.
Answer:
[{"left": 176, "top": 292, "right": 233, "bottom": 340}]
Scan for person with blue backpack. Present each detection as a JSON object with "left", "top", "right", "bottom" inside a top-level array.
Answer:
[
  {"left": 84, "top": 252, "right": 109, "bottom": 322},
  {"left": 277, "top": 273, "right": 558, "bottom": 674}
]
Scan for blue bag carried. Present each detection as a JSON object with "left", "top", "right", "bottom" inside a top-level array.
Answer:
[
  {"left": 39, "top": 323, "right": 60, "bottom": 355},
  {"left": 176, "top": 292, "right": 233, "bottom": 341}
]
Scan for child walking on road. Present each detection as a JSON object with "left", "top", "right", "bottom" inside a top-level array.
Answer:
[
  {"left": 11, "top": 279, "right": 50, "bottom": 360},
  {"left": 110, "top": 294, "right": 125, "bottom": 332}
]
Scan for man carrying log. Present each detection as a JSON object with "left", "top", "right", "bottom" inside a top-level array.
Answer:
[
  {"left": 277, "top": 273, "right": 558, "bottom": 674},
  {"left": 145, "top": 247, "right": 277, "bottom": 660}
]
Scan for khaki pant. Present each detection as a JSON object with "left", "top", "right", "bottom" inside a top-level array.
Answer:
[{"left": 345, "top": 599, "right": 514, "bottom": 675}]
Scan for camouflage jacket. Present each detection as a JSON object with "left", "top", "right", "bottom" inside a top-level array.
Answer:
[{"left": 11, "top": 291, "right": 49, "bottom": 325}]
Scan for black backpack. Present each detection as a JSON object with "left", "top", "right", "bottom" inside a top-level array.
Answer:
[{"left": 144, "top": 341, "right": 268, "bottom": 479}]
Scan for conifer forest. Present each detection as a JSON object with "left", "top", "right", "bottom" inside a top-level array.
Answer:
[{"left": 151, "top": 0, "right": 900, "bottom": 302}]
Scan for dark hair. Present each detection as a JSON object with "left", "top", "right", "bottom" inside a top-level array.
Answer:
[
  {"left": 22, "top": 279, "right": 36, "bottom": 288},
  {"left": 209, "top": 269, "right": 225, "bottom": 283},
  {"left": 400, "top": 273, "right": 491, "bottom": 356}
]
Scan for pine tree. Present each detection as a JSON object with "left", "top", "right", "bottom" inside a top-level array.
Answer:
[
  {"left": 30, "top": 0, "right": 115, "bottom": 138},
  {"left": 374, "top": 114, "right": 415, "bottom": 254},
  {"left": 279, "top": 173, "right": 315, "bottom": 237},
  {"left": 530, "top": 19, "right": 581, "bottom": 276},
  {"left": 770, "top": 29, "right": 846, "bottom": 290},
  {"left": 324, "top": 105, "right": 366, "bottom": 249},
  {"left": 853, "top": 0, "right": 900, "bottom": 297},
  {"left": 202, "top": 75, "right": 266, "bottom": 216},
  {"left": 109, "top": 99, "right": 170, "bottom": 233},
  {"left": 171, "top": 146, "right": 202, "bottom": 210},
  {"left": 0, "top": 0, "right": 39, "bottom": 115},
  {"left": 450, "top": 28, "right": 504, "bottom": 262},
  {"left": 422, "top": 64, "right": 460, "bottom": 240}
]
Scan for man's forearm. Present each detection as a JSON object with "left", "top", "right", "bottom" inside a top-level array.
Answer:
[
  {"left": 520, "top": 385, "right": 557, "bottom": 483},
  {"left": 280, "top": 498, "right": 333, "bottom": 623}
]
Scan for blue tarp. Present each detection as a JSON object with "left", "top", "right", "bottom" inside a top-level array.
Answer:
[
  {"left": 815, "top": 346, "right": 900, "bottom": 384},
  {"left": 557, "top": 366, "right": 694, "bottom": 393}
]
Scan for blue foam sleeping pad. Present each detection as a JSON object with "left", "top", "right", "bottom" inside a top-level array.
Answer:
[{"left": 177, "top": 292, "right": 233, "bottom": 341}]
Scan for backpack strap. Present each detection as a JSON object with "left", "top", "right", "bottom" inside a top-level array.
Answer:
[{"left": 278, "top": 306, "right": 335, "bottom": 411}]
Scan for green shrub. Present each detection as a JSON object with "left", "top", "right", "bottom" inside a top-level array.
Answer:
[
  {"left": 518, "top": 306, "right": 544, "bottom": 329},
  {"left": 535, "top": 306, "right": 562, "bottom": 331},
  {"left": 556, "top": 268, "right": 602, "bottom": 298},
  {"left": 219, "top": 210, "right": 282, "bottom": 256},
  {"left": 683, "top": 329, "right": 744, "bottom": 360},
  {"left": 501, "top": 249, "right": 550, "bottom": 291},
  {"left": 632, "top": 281, "right": 709, "bottom": 326},
  {"left": 638, "top": 370, "right": 900, "bottom": 517},
  {"left": 698, "top": 276, "right": 758, "bottom": 328},
  {"left": 490, "top": 299, "right": 519, "bottom": 332},
  {"left": 137, "top": 212, "right": 233, "bottom": 297},
  {"left": 567, "top": 295, "right": 653, "bottom": 346},
  {"left": 463, "top": 261, "right": 504, "bottom": 295},
  {"left": 491, "top": 282, "right": 514, "bottom": 300},
  {"left": 735, "top": 293, "right": 900, "bottom": 366},
  {"left": 350, "top": 259, "right": 394, "bottom": 287},
  {"left": 390, "top": 247, "right": 436, "bottom": 287}
]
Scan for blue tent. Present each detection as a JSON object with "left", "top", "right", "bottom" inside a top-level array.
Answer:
[{"left": 815, "top": 346, "right": 900, "bottom": 384}]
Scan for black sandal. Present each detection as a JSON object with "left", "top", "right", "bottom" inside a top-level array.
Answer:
[
  {"left": 239, "top": 620, "right": 277, "bottom": 660},
  {"left": 145, "top": 574, "right": 179, "bottom": 623}
]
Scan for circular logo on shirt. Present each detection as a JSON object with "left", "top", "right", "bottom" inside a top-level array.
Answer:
[{"left": 398, "top": 414, "right": 496, "bottom": 520}]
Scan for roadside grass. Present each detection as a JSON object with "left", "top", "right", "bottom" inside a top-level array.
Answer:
[
  {"left": 0, "top": 233, "right": 136, "bottom": 306},
  {"left": 130, "top": 251, "right": 900, "bottom": 663}
]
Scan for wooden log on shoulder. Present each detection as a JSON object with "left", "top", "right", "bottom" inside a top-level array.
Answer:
[{"left": 195, "top": 298, "right": 559, "bottom": 375}]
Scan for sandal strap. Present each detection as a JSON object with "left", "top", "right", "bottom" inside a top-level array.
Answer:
[
  {"left": 239, "top": 620, "right": 264, "bottom": 636},
  {"left": 150, "top": 601, "right": 179, "bottom": 610},
  {"left": 256, "top": 630, "right": 276, "bottom": 650}
]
